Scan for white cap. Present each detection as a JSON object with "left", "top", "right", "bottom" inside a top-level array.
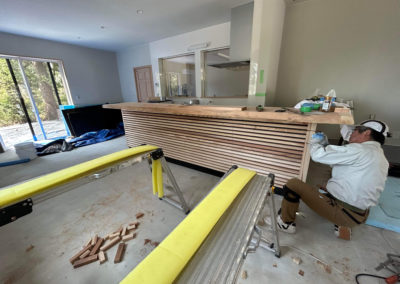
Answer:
[{"left": 360, "top": 120, "right": 389, "bottom": 137}]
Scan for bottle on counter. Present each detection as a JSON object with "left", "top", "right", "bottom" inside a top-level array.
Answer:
[
  {"left": 330, "top": 94, "right": 336, "bottom": 112},
  {"left": 320, "top": 96, "right": 331, "bottom": 112},
  {"left": 321, "top": 89, "right": 337, "bottom": 112},
  {"left": 318, "top": 97, "right": 325, "bottom": 111}
]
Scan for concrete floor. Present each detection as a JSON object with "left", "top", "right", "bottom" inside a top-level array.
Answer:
[{"left": 0, "top": 136, "right": 399, "bottom": 283}]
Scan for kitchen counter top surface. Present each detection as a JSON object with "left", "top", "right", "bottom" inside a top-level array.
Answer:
[{"left": 104, "top": 102, "right": 354, "bottom": 125}]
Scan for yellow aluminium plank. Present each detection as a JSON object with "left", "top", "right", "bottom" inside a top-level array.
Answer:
[
  {"left": 121, "top": 167, "right": 256, "bottom": 284},
  {"left": 0, "top": 145, "right": 159, "bottom": 208}
]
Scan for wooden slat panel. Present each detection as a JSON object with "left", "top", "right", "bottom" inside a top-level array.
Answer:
[
  {"left": 122, "top": 111, "right": 312, "bottom": 187},
  {"left": 125, "top": 117, "right": 307, "bottom": 142},
  {"left": 125, "top": 111, "right": 310, "bottom": 132}
]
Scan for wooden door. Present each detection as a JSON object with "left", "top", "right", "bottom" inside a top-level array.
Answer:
[{"left": 134, "top": 65, "right": 155, "bottom": 102}]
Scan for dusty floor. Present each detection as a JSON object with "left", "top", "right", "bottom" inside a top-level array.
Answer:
[
  {"left": 0, "top": 136, "right": 399, "bottom": 283},
  {"left": 0, "top": 119, "right": 67, "bottom": 149}
]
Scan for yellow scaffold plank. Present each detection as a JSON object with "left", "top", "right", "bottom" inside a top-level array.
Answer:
[
  {"left": 121, "top": 167, "right": 256, "bottom": 284},
  {"left": 0, "top": 145, "right": 159, "bottom": 208}
]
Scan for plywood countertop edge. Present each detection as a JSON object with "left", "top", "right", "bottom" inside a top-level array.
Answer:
[{"left": 103, "top": 103, "right": 354, "bottom": 125}]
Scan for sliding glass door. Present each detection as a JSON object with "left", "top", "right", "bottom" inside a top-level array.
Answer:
[{"left": 0, "top": 55, "right": 71, "bottom": 148}]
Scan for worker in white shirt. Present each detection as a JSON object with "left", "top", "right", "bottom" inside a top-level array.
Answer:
[{"left": 274, "top": 120, "right": 389, "bottom": 238}]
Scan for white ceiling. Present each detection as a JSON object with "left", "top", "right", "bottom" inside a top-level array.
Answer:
[{"left": 0, "top": 0, "right": 252, "bottom": 52}]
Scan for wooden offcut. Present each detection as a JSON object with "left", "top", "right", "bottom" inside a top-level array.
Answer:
[
  {"left": 109, "top": 232, "right": 120, "bottom": 239},
  {"left": 114, "top": 243, "right": 126, "bottom": 263},
  {"left": 100, "top": 236, "right": 121, "bottom": 252},
  {"left": 121, "top": 226, "right": 127, "bottom": 236},
  {"left": 91, "top": 235, "right": 98, "bottom": 246},
  {"left": 99, "top": 251, "right": 107, "bottom": 264},
  {"left": 122, "top": 233, "right": 136, "bottom": 242},
  {"left": 90, "top": 238, "right": 104, "bottom": 256},
  {"left": 79, "top": 249, "right": 90, "bottom": 259},
  {"left": 70, "top": 244, "right": 92, "bottom": 264},
  {"left": 73, "top": 254, "right": 98, "bottom": 268}
]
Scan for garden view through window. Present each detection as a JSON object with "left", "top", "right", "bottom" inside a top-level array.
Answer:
[
  {"left": 0, "top": 55, "right": 71, "bottom": 149},
  {"left": 160, "top": 54, "right": 196, "bottom": 97}
]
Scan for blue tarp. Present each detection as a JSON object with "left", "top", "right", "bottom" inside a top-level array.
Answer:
[
  {"left": 32, "top": 123, "right": 125, "bottom": 155},
  {"left": 366, "top": 177, "right": 400, "bottom": 233},
  {"left": 68, "top": 123, "right": 125, "bottom": 147}
]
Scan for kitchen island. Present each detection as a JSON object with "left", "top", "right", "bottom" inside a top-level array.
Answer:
[{"left": 103, "top": 103, "right": 354, "bottom": 187}]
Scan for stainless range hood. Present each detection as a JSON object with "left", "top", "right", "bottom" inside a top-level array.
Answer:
[
  {"left": 208, "top": 2, "right": 253, "bottom": 69},
  {"left": 208, "top": 60, "right": 250, "bottom": 69}
]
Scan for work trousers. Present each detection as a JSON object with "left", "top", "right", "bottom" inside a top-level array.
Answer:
[{"left": 281, "top": 178, "right": 369, "bottom": 228}]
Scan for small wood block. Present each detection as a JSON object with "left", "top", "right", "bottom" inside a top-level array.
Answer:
[
  {"left": 73, "top": 254, "right": 98, "bottom": 268},
  {"left": 91, "top": 234, "right": 98, "bottom": 246},
  {"left": 99, "top": 251, "right": 107, "bottom": 264},
  {"left": 144, "top": 239, "right": 151, "bottom": 245},
  {"left": 121, "top": 226, "right": 127, "bottom": 236},
  {"left": 337, "top": 226, "right": 352, "bottom": 240},
  {"left": 109, "top": 232, "right": 120, "bottom": 239},
  {"left": 90, "top": 238, "right": 104, "bottom": 256},
  {"left": 79, "top": 249, "right": 91, "bottom": 259},
  {"left": 136, "top": 212, "right": 144, "bottom": 219},
  {"left": 100, "top": 236, "right": 121, "bottom": 251},
  {"left": 127, "top": 224, "right": 136, "bottom": 231},
  {"left": 129, "top": 221, "right": 139, "bottom": 227},
  {"left": 105, "top": 232, "right": 114, "bottom": 240},
  {"left": 114, "top": 226, "right": 123, "bottom": 235},
  {"left": 70, "top": 244, "right": 92, "bottom": 264},
  {"left": 114, "top": 243, "right": 126, "bottom": 263},
  {"left": 122, "top": 233, "right": 136, "bottom": 242},
  {"left": 83, "top": 238, "right": 92, "bottom": 248}
]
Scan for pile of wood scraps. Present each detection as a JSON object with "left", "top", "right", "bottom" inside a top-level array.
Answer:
[{"left": 69, "top": 212, "right": 145, "bottom": 269}]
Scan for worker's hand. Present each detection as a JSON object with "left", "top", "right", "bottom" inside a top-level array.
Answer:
[{"left": 311, "top": 132, "right": 329, "bottom": 146}]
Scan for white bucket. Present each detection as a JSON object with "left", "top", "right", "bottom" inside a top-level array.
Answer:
[{"left": 14, "top": 142, "right": 37, "bottom": 160}]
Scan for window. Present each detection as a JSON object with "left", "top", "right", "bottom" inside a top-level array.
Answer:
[
  {"left": 160, "top": 54, "right": 196, "bottom": 97},
  {"left": 203, "top": 48, "right": 249, "bottom": 98},
  {"left": 0, "top": 55, "right": 72, "bottom": 148}
]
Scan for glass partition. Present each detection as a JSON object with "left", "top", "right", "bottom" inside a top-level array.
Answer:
[
  {"left": 160, "top": 54, "right": 196, "bottom": 97},
  {"left": 203, "top": 48, "right": 249, "bottom": 98}
]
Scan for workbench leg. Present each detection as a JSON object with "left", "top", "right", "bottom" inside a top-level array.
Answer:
[{"left": 160, "top": 157, "right": 190, "bottom": 214}]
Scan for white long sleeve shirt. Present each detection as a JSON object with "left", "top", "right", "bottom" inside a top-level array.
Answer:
[{"left": 309, "top": 141, "right": 389, "bottom": 210}]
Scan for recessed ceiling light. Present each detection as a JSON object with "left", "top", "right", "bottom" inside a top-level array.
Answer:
[
  {"left": 77, "top": 36, "right": 81, "bottom": 39},
  {"left": 100, "top": 25, "right": 105, "bottom": 29},
  {"left": 136, "top": 9, "right": 143, "bottom": 14}
]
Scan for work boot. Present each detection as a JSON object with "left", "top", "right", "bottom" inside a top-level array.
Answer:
[{"left": 276, "top": 214, "right": 296, "bottom": 234}]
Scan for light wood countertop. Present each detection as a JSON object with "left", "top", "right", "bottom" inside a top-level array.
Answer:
[{"left": 104, "top": 102, "right": 354, "bottom": 125}]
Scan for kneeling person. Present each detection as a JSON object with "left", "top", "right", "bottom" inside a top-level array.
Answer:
[{"left": 277, "top": 120, "right": 389, "bottom": 238}]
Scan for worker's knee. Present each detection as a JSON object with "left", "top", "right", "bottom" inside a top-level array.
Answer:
[
  {"left": 283, "top": 179, "right": 301, "bottom": 203},
  {"left": 286, "top": 178, "right": 302, "bottom": 190}
]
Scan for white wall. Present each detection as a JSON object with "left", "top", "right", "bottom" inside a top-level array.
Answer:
[
  {"left": 275, "top": 0, "right": 400, "bottom": 138},
  {"left": 0, "top": 32, "right": 122, "bottom": 106},
  {"left": 205, "top": 67, "right": 249, "bottom": 97},
  {"left": 117, "top": 43, "right": 151, "bottom": 102}
]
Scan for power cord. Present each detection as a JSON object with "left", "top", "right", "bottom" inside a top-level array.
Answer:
[{"left": 355, "top": 273, "right": 399, "bottom": 284}]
